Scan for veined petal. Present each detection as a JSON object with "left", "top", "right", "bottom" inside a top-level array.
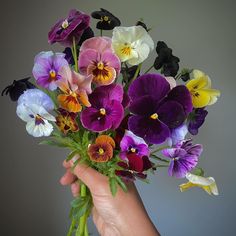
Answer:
[
  {"left": 186, "top": 76, "right": 210, "bottom": 91},
  {"left": 26, "top": 119, "right": 53, "bottom": 137},
  {"left": 191, "top": 90, "right": 211, "bottom": 108},
  {"left": 57, "top": 94, "right": 82, "bottom": 112}
]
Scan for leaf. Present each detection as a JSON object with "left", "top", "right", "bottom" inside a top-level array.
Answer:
[
  {"left": 39, "top": 139, "right": 71, "bottom": 148},
  {"left": 82, "top": 131, "right": 89, "bottom": 146},
  {"left": 115, "top": 175, "right": 128, "bottom": 193},
  {"left": 109, "top": 177, "right": 118, "bottom": 196}
]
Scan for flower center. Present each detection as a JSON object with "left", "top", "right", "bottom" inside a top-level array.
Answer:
[
  {"left": 121, "top": 44, "right": 132, "bottom": 56},
  {"left": 98, "top": 148, "right": 105, "bottom": 155},
  {"left": 130, "top": 147, "right": 136, "bottom": 153},
  {"left": 97, "top": 61, "right": 104, "bottom": 70},
  {"left": 150, "top": 113, "right": 158, "bottom": 120},
  {"left": 100, "top": 108, "right": 106, "bottom": 115},
  {"left": 101, "top": 16, "right": 110, "bottom": 22},
  {"left": 61, "top": 19, "right": 69, "bottom": 29},
  {"left": 35, "top": 114, "right": 45, "bottom": 125},
  {"left": 49, "top": 69, "right": 56, "bottom": 79}
]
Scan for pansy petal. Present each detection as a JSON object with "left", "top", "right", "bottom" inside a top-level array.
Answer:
[
  {"left": 101, "top": 51, "right": 121, "bottom": 73},
  {"left": 128, "top": 43, "right": 150, "bottom": 65},
  {"left": 26, "top": 120, "right": 53, "bottom": 137},
  {"left": 191, "top": 90, "right": 211, "bottom": 108}
]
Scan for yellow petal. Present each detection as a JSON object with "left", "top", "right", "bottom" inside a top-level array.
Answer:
[
  {"left": 202, "top": 89, "right": 221, "bottom": 105},
  {"left": 186, "top": 76, "right": 210, "bottom": 91},
  {"left": 57, "top": 94, "right": 82, "bottom": 113},
  {"left": 191, "top": 89, "right": 211, "bottom": 108},
  {"left": 179, "top": 182, "right": 196, "bottom": 192}
]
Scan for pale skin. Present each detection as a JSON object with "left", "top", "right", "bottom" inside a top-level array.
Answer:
[{"left": 60, "top": 157, "right": 160, "bottom": 236}]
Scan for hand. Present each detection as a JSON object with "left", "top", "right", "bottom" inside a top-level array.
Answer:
[{"left": 60, "top": 157, "right": 160, "bottom": 236}]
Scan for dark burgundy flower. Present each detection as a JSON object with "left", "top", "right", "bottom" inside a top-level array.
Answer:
[
  {"left": 154, "top": 41, "right": 180, "bottom": 77},
  {"left": 188, "top": 108, "right": 208, "bottom": 135},
  {"left": 91, "top": 8, "right": 121, "bottom": 30},
  {"left": 128, "top": 74, "right": 192, "bottom": 144},
  {"left": 48, "top": 9, "right": 90, "bottom": 46},
  {"left": 1, "top": 77, "right": 35, "bottom": 101}
]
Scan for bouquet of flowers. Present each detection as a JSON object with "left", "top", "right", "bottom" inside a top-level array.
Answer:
[{"left": 2, "top": 8, "right": 221, "bottom": 236}]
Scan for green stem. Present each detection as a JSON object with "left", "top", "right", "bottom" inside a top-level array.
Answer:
[
  {"left": 125, "top": 63, "right": 142, "bottom": 91},
  {"left": 100, "top": 29, "right": 103, "bottom": 36},
  {"left": 151, "top": 145, "right": 170, "bottom": 154},
  {"left": 144, "top": 64, "right": 154, "bottom": 74},
  {"left": 72, "top": 37, "right": 79, "bottom": 73},
  {"left": 153, "top": 164, "right": 169, "bottom": 168},
  {"left": 67, "top": 218, "right": 76, "bottom": 236},
  {"left": 151, "top": 155, "right": 170, "bottom": 163}
]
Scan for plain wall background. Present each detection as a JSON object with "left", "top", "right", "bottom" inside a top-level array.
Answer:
[{"left": 0, "top": 0, "right": 235, "bottom": 235}]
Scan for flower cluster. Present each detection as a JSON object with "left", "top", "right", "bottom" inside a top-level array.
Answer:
[{"left": 2, "top": 8, "right": 221, "bottom": 236}]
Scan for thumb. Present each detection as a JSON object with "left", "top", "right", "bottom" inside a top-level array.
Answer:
[{"left": 69, "top": 156, "right": 108, "bottom": 193}]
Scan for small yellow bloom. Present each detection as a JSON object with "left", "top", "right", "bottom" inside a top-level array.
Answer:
[
  {"left": 186, "top": 70, "right": 220, "bottom": 108},
  {"left": 179, "top": 173, "right": 219, "bottom": 195}
]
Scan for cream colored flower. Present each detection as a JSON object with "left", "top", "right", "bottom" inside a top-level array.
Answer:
[
  {"left": 112, "top": 26, "right": 154, "bottom": 65},
  {"left": 179, "top": 173, "right": 219, "bottom": 195}
]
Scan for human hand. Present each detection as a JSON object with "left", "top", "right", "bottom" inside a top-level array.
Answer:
[{"left": 60, "top": 157, "right": 160, "bottom": 236}]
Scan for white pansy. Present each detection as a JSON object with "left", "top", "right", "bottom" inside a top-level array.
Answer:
[
  {"left": 179, "top": 173, "right": 219, "bottom": 195},
  {"left": 112, "top": 26, "right": 154, "bottom": 65}
]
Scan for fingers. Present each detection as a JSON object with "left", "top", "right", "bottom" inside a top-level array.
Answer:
[
  {"left": 71, "top": 182, "right": 80, "bottom": 197},
  {"left": 60, "top": 169, "right": 77, "bottom": 185}
]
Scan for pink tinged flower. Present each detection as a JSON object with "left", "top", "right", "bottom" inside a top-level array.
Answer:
[
  {"left": 120, "top": 130, "right": 150, "bottom": 160},
  {"left": 165, "top": 76, "right": 176, "bottom": 89},
  {"left": 56, "top": 66, "right": 93, "bottom": 113},
  {"left": 32, "top": 51, "right": 68, "bottom": 91},
  {"left": 80, "top": 84, "right": 124, "bottom": 132},
  {"left": 162, "top": 140, "right": 203, "bottom": 178},
  {"left": 78, "top": 37, "right": 121, "bottom": 86},
  {"left": 48, "top": 9, "right": 90, "bottom": 46},
  {"left": 16, "top": 89, "right": 56, "bottom": 137}
]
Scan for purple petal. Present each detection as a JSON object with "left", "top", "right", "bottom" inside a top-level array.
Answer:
[
  {"left": 109, "top": 100, "right": 124, "bottom": 129},
  {"left": 101, "top": 50, "right": 121, "bottom": 73},
  {"left": 166, "top": 85, "right": 193, "bottom": 114},
  {"left": 128, "top": 73, "right": 170, "bottom": 102}
]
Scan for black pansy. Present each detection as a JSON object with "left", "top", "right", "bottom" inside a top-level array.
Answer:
[
  {"left": 136, "top": 20, "right": 148, "bottom": 31},
  {"left": 1, "top": 77, "right": 35, "bottom": 101},
  {"left": 91, "top": 8, "right": 121, "bottom": 30},
  {"left": 154, "top": 41, "right": 180, "bottom": 77}
]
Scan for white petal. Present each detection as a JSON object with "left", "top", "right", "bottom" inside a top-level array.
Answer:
[
  {"left": 26, "top": 120, "right": 53, "bottom": 137},
  {"left": 16, "top": 103, "right": 34, "bottom": 122},
  {"left": 186, "top": 173, "right": 214, "bottom": 186},
  {"left": 125, "top": 130, "right": 147, "bottom": 145},
  {"left": 128, "top": 43, "right": 150, "bottom": 65}
]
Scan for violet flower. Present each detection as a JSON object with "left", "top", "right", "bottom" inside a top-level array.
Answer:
[
  {"left": 48, "top": 9, "right": 90, "bottom": 46},
  {"left": 188, "top": 108, "right": 208, "bottom": 135},
  {"left": 128, "top": 73, "right": 193, "bottom": 144},
  {"left": 120, "top": 130, "right": 149, "bottom": 160},
  {"left": 81, "top": 84, "right": 124, "bottom": 132},
  {"left": 162, "top": 140, "right": 203, "bottom": 178},
  {"left": 32, "top": 51, "right": 68, "bottom": 91}
]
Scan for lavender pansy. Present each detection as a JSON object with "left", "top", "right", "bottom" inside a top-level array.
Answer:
[
  {"left": 32, "top": 51, "right": 68, "bottom": 91},
  {"left": 81, "top": 84, "right": 124, "bottom": 132},
  {"left": 16, "top": 89, "right": 56, "bottom": 137},
  {"left": 48, "top": 9, "right": 90, "bottom": 46},
  {"left": 128, "top": 74, "right": 192, "bottom": 144},
  {"left": 162, "top": 139, "right": 203, "bottom": 178},
  {"left": 167, "top": 124, "right": 188, "bottom": 146},
  {"left": 120, "top": 130, "right": 149, "bottom": 160}
]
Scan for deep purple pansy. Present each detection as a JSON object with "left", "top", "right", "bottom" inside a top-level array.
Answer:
[
  {"left": 128, "top": 73, "right": 192, "bottom": 144},
  {"left": 80, "top": 84, "right": 124, "bottom": 132},
  {"left": 162, "top": 139, "right": 203, "bottom": 178},
  {"left": 48, "top": 9, "right": 90, "bottom": 46}
]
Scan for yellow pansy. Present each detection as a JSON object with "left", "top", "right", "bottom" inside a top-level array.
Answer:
[
  {"left": 179, "top": 173, "right": 219, "bottom": 196},
  {"left": 186, "top": 70, "right": 220, "bottom": 108}
]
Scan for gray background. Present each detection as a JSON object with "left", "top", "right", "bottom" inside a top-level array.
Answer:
[{"left": 0, "top": 0, "right": 235, "bottom": 235}]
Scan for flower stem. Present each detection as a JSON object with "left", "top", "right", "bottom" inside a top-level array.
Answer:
[
  {"left": 67, "top": 218, "right": 76, "bottom": 236},
  {"left": 151, "top": 155, "right": 169, "bottom": 163},
  {"left": 100, "top": 29, "right": 103, "bottom": 36},
  {"left": 151, "top": 145, "right": 170, "bottom": 154},
  {"left": 72, "top": 37, "right": 79, "bottom": 73},
  {"left": 144, "top": 64, "right": 154, "bottom": 74}
]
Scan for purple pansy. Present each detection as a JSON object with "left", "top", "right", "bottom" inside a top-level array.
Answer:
[
  {"left": 188, "top": 108, "right": 208, "bottom": 135},
  {"left": 80, "top": 84, "right": 124, "bottom": 132},
  {"left": 48, "top": 9, "right": 90, "bottom": 46},
  {"left": 32, "top": 51, "right": 68, "bottom": 91},
  {"left": 167, "top": 124, "right": 188, "bottom": 146},
  {"left": 162, "top": 139, "right": 203, "bottom": 178},
  {"left": 128, "top": 74, "right": 193, "bottom": 144},
  {"left": 120, "top": 130, "right": 149, "bottom": 160}
]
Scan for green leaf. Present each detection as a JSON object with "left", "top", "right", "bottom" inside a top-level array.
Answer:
[
  {"left": 115, "top": 175, "right": 128, "bottom": 192},
  {"left": 39, "top": 139, "right": 71, "bottom": 148},
  {"left": 82, "top": 131, "right": 89, "bottom": 146},
  {"left": 109, "top": 177, "right": 118, "bottom": 196}
]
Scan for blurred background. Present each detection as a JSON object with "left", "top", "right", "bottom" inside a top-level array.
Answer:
[{"left": 0, "top": 0, "right": 235, "bottom": 235}]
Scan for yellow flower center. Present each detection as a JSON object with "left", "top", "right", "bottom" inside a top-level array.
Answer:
[
  {"left": 97, "top": 61, "right": 104, "bottom": 70},
  {"left": 121, "top": 44, "right": 132, "bottom": 56},
  {"left": 100, "top": 108, "right": 106, "bottom": 115},
  {"left": 130, "top": 148, "right": 136, "bottom": 153},
  {"left": 101, "top": 16, "right": 110, "bottom": 23},
  {"left": 62, "top": 19, "right": 69, "bottom": 29},
  {"left": 150, "top": 113, "right": 158, "bottom": 120},
  {"left": 98, "top": 148, "right": 105, "bottom": 155},
  {"left": 49, "top": 69, "right": 56, "bottom": 79}
]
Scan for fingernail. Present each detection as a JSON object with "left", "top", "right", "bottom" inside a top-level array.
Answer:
[{"left": 71, "top": 155, "right": 79, "bottom": 164}]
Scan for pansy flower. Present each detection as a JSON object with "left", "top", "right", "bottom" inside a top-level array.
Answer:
[
  {"left": 128, "top": 73, "right": 193, "bottom": 144},
  {"left": 186, "top": 70, "right": 220, "bottom": 108},
  {"left": 179, "top": 173, "right": 219, "bottom": 195},
  {"left": 91, "top": 8, "right": 121, "bottom": 30},
  {"left": 120, "top": 130, "right": 149, "bottom": 160},
  {"left": 32, "top": 51, "right": 68, "bottom": 91},
  {"left": 168, "top": 124, "right": 188, "bottom": 146},
  {"left": 88, "top": 135, "right": 115, "bottom": 162},
  {"left": 55, "top": 108, "right": 79, "bottom": 134},
  {"left": 78, "top": 37, "right": 121, "bottom": 86},
  {"left": 188, "top": 108, "right": 208, "bottom": 135},
  {"left": 81, "top": 84, "right": 124, "bottom": 132},
  {"left": 48, "top": 9, "right": 90, "bottom": 46},
  {"left": 112, "top": 26, "right": 154, "bottom": 65},
  {"left": 154, "top": 41, "right": 180, "bottom": 77},
  {"left": 162, "top": 140, "right": 203, "bottom": 178},
  {"left": 16, "top": 89, "right": 56, "bottom": 137},
  {"left": 57, "top": 65, "right": 93, "bottom": 113},
  {"left": 1, "top": 77, "right": 35, "bottom": 101}
]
